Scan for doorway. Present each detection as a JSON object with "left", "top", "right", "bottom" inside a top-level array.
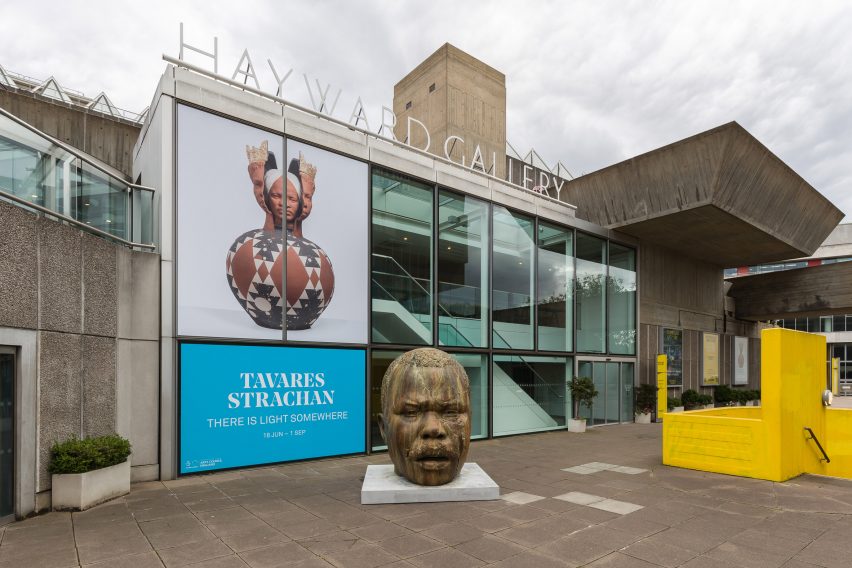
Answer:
[
  {"left": 0, "top": 347, "right": 14, "bottom": 525},
  {"left": 576, "top": 360, "right": 634, "bottom": 425}
]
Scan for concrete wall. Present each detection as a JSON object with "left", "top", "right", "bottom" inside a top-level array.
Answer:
[
  {"left": 0, "top": 88, "right": 141, "bottom": 177},
  {"left": 0, "top": 199, "right": 159, "bottom": 511},
  {"left": 393, "top": 43, "right": 507, "bottom": 178},
  {"left": 637, "top": 241, "right": 762, "bottom": 395}
]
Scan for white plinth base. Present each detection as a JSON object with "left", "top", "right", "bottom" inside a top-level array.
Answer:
[{"left": 361, "top": 463, "right": 500, "bottom": 505}]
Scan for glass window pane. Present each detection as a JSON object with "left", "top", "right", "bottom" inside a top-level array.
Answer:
[
  {"left": 576, "top": 233, "right": 606, "bottom": 352},
  {"left": 369, "top": 350, "right": 404, "bottom": 450},
  {"left": 663, "top": 329, "right": 683, "bottom": 387},
  {"left": 371, "top": 170, "right": 433, "bottom": 344},
  {"left": 537, "top": 222, "right": 573, "bottom": 351},
  {"left": 1, "top": 353, "right": 13, "bottom": 519},
  {"left": 806, "top": 317, "right": 819, "bottom": 333},
  {"left": 493, "top": 355, "right": 570, "bottom": 436},
  {"left": 437, "top": 190, "right": 488, "bottom": 347},
  {"left": 492, "top": 206, "right": 534, "bottom": 349},
  {"left": 835, "top": 315, "right": 847, "bottom": 332},
  {"left": 608, "top": 243, "right": 636, "bottom": 355},
  {"left": 77, "top": 165, "right": 128, "bottom": 239},
  {"left": 577, "top": 361, "right": 592, "bottom": 421},
  {"left": 450, "top": 353, "right": 488, "bottom": 439},
  {"left": 606, "top": 362, "right": 620, "bottom": 423},
  {"left": 821, "top": 316, "right": 833, "bottom": 333}
]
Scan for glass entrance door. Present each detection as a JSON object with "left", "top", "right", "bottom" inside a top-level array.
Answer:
[
  {"left": 0, "top": 348, "right": 14, "bottom": 524},
  {"left": 577, "top": 360, "right": 634, "bottom": 425}
]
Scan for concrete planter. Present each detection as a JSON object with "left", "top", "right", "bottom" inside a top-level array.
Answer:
[
  {"left": 635, "top": 412, "right": 652, "bottom": 424},
  {"left": 567, "top": 418, "right": 587, "bottom": 433},
  {"left": 670, "top": 406, "right": 684, "bottom": 413},
  {"left": 52, "top": 459, "right": 130, "bottom": 511}
]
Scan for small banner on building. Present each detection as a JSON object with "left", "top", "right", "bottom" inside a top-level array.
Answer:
[
  {"left": 702, "top": 333, "right": 720, "bottom": 386},
  {"left": 734, "top": 336, "right": 749, "bottom": 385}
]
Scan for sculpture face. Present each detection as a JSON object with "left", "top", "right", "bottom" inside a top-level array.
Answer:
[
  {"left": 267, "top": 177, "right": 284, "bottom": 228},
  {"left": 299, "top": 177, "right": 315, "bottom": 222},
  {"left": 285, "top": 178, "right": 300, "bottom": 225},
  {"left": 379, "top": 349, "right": 471, "bottom": 486},
  {"left": 247, "top": 162, "right": 268, "bottom": 212}
]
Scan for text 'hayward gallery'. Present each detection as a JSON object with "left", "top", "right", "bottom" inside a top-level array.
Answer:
[{"left": 0, "top": 42, "right": 843, "bottom": 518}]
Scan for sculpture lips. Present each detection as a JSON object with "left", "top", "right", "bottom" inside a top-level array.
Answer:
[{"left": 413, "top": 449, "right": 452, "bottom": 470}]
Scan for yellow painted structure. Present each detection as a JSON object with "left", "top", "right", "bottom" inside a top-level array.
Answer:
[
  {"left": 663, "top": 328, "right": 852, "bottom": 482},
  {"left": 656, "top": 354, "right": 667, "bottom": 420}
]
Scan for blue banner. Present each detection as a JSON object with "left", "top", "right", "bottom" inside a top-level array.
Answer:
[{"left": 180, "top": 343, "right": 366, "bottom": 474}]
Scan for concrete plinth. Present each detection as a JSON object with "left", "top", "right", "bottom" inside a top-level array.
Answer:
[{"left": 361, "top": 462, "right": 499, "bottom": 505}]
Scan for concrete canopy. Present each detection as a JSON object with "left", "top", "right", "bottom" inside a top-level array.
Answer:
[
  {"left": 562, "top": 122, "right": 843, "bottom": 267},
  {"left": 727, "top": 262, "right": 852, "bottom": 321}
]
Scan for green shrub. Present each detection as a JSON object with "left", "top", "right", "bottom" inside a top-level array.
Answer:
[
  {"left": 698, "top": 394, "right": 713, "bottom": 406},
  {"left": 667, "top": 396, "right": 682, "bottom": 410},
  {"left": 714, "top": 385, "right": 734, "bottom": 405},
  {"left": 49, "top": 434, "right": 131, "bottom": 474},
  {"left": 681, "top": 389, "right": 701, "bottom": 410},
  {"left": 635, "top": 384, "right": 657, "bottom": 414}
]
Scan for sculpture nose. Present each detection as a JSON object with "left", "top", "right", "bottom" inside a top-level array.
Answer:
[{"left": 421, "top": 411, "right": 447, "bottom": 439}]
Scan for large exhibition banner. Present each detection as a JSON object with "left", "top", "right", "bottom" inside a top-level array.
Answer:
[
  {"left": 176, "top": 104, "right": 368, "bottom": 343},
  {"left": 702, "top": 333, "right": 720, "bottom": 386},
  {"left": 285, "top": 140, "right": 368, "bottom": 343},
  {"left": 734, "top": 336, "right": 749, "bottom": 385},
  {"left": 179, "top": 343, "right": 366, "bottom": 474}
]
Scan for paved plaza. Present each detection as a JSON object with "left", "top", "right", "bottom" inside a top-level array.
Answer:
[{"left": 2, "top": 423, "right": 852, "bottom": 568}]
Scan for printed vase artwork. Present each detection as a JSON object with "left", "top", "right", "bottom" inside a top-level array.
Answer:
[{"left": 225, "top": 229, "right": 335, "bottom": 330}]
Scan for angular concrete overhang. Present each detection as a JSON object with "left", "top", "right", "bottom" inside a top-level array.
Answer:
[
  {"left": 727, "top": 262, "right": 852, "bottom": 321},
  {"left": 562, "top": 122, "right": 843, "bottom": 267}
]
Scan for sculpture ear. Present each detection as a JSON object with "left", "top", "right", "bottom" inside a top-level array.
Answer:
[{"left": 378, "top": 414, "right": 387, "bottom": 442}]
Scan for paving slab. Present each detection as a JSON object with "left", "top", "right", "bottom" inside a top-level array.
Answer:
[{"left": 3, "top": 423, "right": 852, "bottom": 567}]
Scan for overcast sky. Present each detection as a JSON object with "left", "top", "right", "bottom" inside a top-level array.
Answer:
[{"left": 2, "top": 0, "right": 849, "bottom": 218}]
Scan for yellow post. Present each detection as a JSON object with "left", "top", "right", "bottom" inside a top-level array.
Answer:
[
  {"left": 656, "top": 354, "right": 667, "bottom": 421},
  {"left": 831, "top": 357, "right": 840, "bottom": 395}
]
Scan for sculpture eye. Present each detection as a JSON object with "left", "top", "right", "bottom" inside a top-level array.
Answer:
[{"left": 444, "top": 409, "right": 458, "bottom": 418}]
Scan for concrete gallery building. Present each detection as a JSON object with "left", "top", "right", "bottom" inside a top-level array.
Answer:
[{"left": 0, "top": 42, "right": 844, "bottom": 519}]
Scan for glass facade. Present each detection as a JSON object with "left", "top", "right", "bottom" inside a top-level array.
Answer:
[
  {"left": 0, "top": 112, "right": 151, "bottom": 242},
  {"left": 493, "top": 355, "right": 571, "bottom": 436},
  {"left": 492, "top": 206, "right": 534, "bottom": 349},
  {"left": 364, "top": 167, "right": 638, "bottom": 448},
  {"left": 576, "top": 233, "right": 607, "bottom": 352},
  {"left": 438, "top": 190, "right": 489, "bottom": 347},
  {"left": 371, "top": 170, "right": 434, "bottom": 344},
  {"left": 608, "top": 243, "right": 636, "bottom": 355},
  {"left": 537, "top": 222, "right": 573, "bottom": 351}
]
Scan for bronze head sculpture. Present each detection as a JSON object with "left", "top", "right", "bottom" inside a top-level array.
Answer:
[{"left": 379, "top": 348, "right": 471, "bottom": 486}]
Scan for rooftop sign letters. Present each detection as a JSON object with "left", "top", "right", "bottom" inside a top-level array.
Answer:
[{"left": 176, "top": 24, "right": 500, "bottom": 176}]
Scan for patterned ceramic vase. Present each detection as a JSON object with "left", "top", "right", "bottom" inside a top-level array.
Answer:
[
  {"left": 285, "top": 231, "right": 335, "bottom": 330},
  {"left": 226, "top": 229, "right": 334, "bottom": 330},
  {"left": 226, "top": 228, "right": 285, "bottom": 329}
]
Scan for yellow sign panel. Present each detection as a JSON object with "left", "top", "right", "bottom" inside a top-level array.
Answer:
[
  {"left": 703, "top": 333, "right": 720, "bottom": 386},
  {"left": 657, "top": 354, "right": 667, "bottom": 418}
]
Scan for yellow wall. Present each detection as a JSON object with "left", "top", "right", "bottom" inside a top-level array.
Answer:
[{"left": 664, "top": 328, "right": 852, "bottom": 482}]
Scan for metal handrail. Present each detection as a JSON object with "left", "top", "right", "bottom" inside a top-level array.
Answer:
[
  {"left": 0, "top": 106, "right": 156, "bottom": 194},
  {"left": 0, "top": 187, "right": 156, "bottom": 250},
  {"left": 804, "top": 427, "right": 830, "bottom": 463},
  {"left": 493, "top": 328, "right": 564, "bottom": 400}
]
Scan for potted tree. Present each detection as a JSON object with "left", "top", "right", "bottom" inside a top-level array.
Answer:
[
  {"left": 50, "top": 434, "right": 132, "bottom": 511},
  {"left": 635, "top": 384, "right": 656, "bottom": 423},
  {"left": 569, "top": 376, "right": 598, "bottom": 432}
]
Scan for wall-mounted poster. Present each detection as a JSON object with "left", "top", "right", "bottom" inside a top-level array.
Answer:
[
  {"left": 734, "top": 336, "right": 749, "bottom": 385},
  {"left": 176, "top": 105, "right": 368, "bottom": 343},
  {"left": 177, "top": 104, "right": 285, "bottom": 340},
  {"left": 663, "top": 328, "right": 683, "bottom": 387},
  {"left": 179, "top": 343, "right": 366, "bottom": 474},
  {"left": 284, "top": 140, "right": 368, "bottom": 343},
  {"left": 702, "top": 333, "right": 720, "bottom": 386}
]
